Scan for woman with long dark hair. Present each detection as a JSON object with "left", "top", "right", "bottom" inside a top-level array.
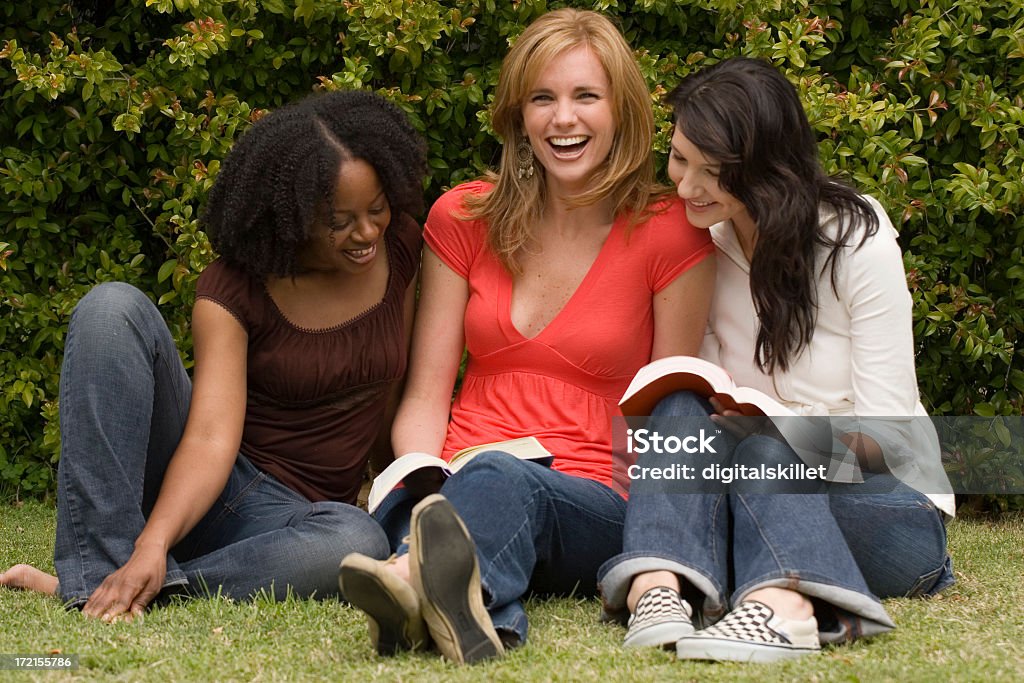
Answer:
[{"left": 598, "top": 57, "right": 954, "bottom": 662}]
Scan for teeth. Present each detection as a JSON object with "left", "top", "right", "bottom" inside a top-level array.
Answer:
[
  {"left": 549, "top": 136, "right": 588, "bottom": 146},
  {"left": 689, "top": 200, "right": 712, "bottom": 207},
  {"left": 346, "top": 245, "right": 375, "bottom": 257}
]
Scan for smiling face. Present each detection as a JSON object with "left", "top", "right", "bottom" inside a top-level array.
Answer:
[
  {"left": 667, "top": 124, "right": 753, "bottom": 233},
  {"left": 297, "top": 158, "right": 391, "bottom": 276},
  {"left": 520, "top": 46, "right": 615, "bottom": 195}
]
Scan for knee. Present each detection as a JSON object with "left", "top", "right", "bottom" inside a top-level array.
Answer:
[
  {"left": 450, "top": 450, "right": 531, "bottom": 483},
  {"left": 75, "top": 282, "right": 150, "bottom": 316},
  {"left": 70, "top": 282, "right": 157, "bottom": 337},
  {"left": 731, "top": 435, "right": 803, "bottom": 469},
  {"left": 314, "top": 502, "right": 390, "bottom": 561},
  {"left": 443, "top": 451, "right": 543, "bottom": 504},
  {"left": 651, "top": 391, "right": 712, "bottom": 418}
]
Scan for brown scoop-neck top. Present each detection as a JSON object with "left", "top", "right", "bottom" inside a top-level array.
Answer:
[{"left": 195, "top": 214, "right": 421, "bottom": 504}]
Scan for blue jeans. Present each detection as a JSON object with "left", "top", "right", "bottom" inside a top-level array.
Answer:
[
  {"left": 598, "top": 391, "right": 953, "bottom": 643},
  {"left": 375, "top": 451, "right": 627, "bottom": 646},
  {"left": 54, "top": 282, "right": 389, "bottom": 608}
]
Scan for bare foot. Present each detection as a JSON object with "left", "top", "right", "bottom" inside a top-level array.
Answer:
[
  {"left": 627, "top": 570, "right": 681, "bottom": 612},
  {"left": 0, "top": 564, "right": 59, "bottom": 595},
  {"left": 388, "top": 554, "right": 411, "bottom": 583},
  {"left": 744, "top": 586, "right": 814, "bottom": 620}
]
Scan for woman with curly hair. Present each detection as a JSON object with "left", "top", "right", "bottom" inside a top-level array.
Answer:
[
  {"left": 339, "top": 8, "right": 715, "bottom": 664},
  {"left": 1, "top": 90, "right": 427, "bottom": 621},
  {"left": 597, "top": 57, "right": 954, "bottom": 663}
]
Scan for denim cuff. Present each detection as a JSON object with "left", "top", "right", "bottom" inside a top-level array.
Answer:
[
  {"left": 59, "top": 571, "right": 189, "bottom": 611},
  {"left": 597, "top": 552, "right": 725, "bottom": 623},
  {"left": 923, "top": 554, "right": 956, "bottom": 596},
  {"left": 60, "top": 594, "right": 87, "bottom": 611},
  {"left": 480, "top": 576, "right": 528, "bottom": 646},
  {"left": 734, "top": 575, "right": 896, "bottom": 643}
]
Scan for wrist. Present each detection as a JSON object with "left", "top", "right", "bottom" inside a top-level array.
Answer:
[{"left": 133, "top": 533, "right": 171, "bottom": 555}]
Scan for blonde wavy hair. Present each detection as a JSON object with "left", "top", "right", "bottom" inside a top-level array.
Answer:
[{"left": 463, "top": 8, "right": 667, "bottom": 271}]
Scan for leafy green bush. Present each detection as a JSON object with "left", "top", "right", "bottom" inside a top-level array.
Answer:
[{"left": 3, "top": 0, "right": 1022, "bottom": 506}]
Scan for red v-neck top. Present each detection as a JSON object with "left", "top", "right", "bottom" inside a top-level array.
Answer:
[{"left": 424, "top": 181, "right": 713, "bottom": 490}]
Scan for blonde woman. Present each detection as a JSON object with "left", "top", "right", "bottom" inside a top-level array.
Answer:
[{"left": 339, "top": 8, "right": 715, "bottom": 664}]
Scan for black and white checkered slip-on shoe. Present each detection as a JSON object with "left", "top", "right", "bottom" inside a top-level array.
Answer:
[
  {"left": 623, "top": 586, "right": 695, "bottom": 648},
  {"left": 676, "top": 600, "right": 820, "bottom": 662}
]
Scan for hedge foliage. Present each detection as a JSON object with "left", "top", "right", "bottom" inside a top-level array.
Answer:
[{"left": 2, "top": 0, "right": 1023, "bottom": 504}]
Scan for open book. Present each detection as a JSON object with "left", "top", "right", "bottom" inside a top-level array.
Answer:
[
  {"left": 619, "top": 356, "right": 872, "bottom": 482},
  {"left": 366, "top": 437, "right": 554, "bottom": 514},
  {"left": 619, "top": 356, "right": 793, "bottom": 417}
]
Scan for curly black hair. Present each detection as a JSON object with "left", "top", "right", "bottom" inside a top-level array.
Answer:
[{"left": 201, "top": 90, "right": 427, "bottom": 278}]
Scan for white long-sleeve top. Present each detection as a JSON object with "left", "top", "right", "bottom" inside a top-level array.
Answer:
[{"left": 700, "top": 195, "right": 955, "bottom": 516}]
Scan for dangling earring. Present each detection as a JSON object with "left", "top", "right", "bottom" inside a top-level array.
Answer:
[{"left": 515, "top": 139, "right": 534, "bottom": 179}]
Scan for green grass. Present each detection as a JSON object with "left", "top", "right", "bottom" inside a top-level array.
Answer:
[{"left": 2, "top": 502, "right": 1022, "bottom": 682}]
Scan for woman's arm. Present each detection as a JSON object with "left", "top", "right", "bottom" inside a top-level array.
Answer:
[
  {"left": 837, "top": 431, "right": 885, "bottom": 472},
  {"left": 391, "top": 246, "right": 468, "bottom": 458},
  {"left": 81, "top": 299, "right": 247, "bottom": 621},
  {"left": 840, "top": 201, "right": 920, "bottom": 414},
  {"left": 651, "top": 256, "right": 715, "bottom": 361},
  {"left": 839, "top": 200, "right": 916, "bottom": 471},
  {"left": 367, "top": 273, "right": 420, "bottom": 474}
]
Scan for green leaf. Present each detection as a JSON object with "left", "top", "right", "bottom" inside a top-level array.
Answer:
[
  {"left": 157, "top": 259, "right": 177, "bottom": 283},
  {"left": 15, "top": 117, "right": 32, "bottom": 138},
  {"left": 113, "top": 113, "right": 141, "bottom": 134},
  {"left": 974, "top": 403, "right": 997, "bottom": 417},
  {"left": 994, "top": 420, "right": 1013, "bottom": 447}
]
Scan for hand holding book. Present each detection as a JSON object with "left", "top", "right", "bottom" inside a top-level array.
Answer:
[
  {"left": 619, "top": 356, "right": 792, "bottom": 418},
  {"left": 366, "top": 437, "right": 553, "bottom": 514},
  {"left": 708, "top": 396, "right": 784, "bottom": 441},
  {"left": 620, "top": 356, "right": 865, "bottom": 483}
]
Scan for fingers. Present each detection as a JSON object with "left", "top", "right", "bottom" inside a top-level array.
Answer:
[
  {"left": 82, "top": 585, "right": 131, "bottom": 621},
  {"left": 83, "top": 577, "right": 158, "bottom": 623},
  {"left": 711, "top": 412, "right": 755, "bottom": 439},
  {"left": 130, "top": 585, "right": 161, "bottom": 619}
]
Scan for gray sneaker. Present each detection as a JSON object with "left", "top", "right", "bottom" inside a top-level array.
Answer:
[
  {"left": 409, "top": 494, "right": 504, "bottom": 664},
  {"left": 339, "top": 553, "right": 429, "bottom": 655}
]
